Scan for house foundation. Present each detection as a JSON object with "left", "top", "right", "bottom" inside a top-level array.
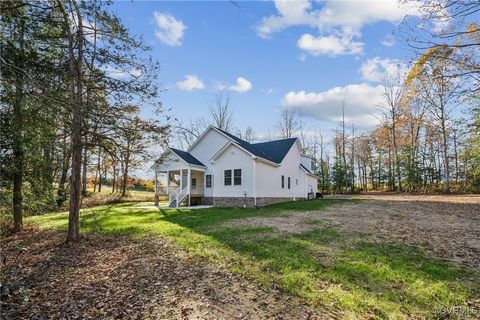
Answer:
[{"left": 212, "top": 197, "right": 303, "bottom": 208}]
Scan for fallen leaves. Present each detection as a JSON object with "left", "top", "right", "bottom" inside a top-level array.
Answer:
[{"left": 1, "top": 228, "right": 330, "bottom": 319}]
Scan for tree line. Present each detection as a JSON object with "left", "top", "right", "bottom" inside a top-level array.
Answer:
[
  {"left": 1, "top": 0, "right": 478, "bottom": 241},
  {"left": 1, "top": 0, "right": 169, "bottom": 240},
  {"left": 301, "top": 1, "right": 480, "bottom": 194}
]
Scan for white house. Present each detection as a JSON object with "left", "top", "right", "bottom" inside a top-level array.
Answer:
[{"left": 153, "top": 126, "right": 318, "bottom": 207}]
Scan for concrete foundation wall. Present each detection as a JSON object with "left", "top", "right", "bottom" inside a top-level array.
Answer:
[
  {"left": 211, "top": 196, "right": 305, "bottom": 208},
  {"left": 255, "top": 197, "right": 301, "bottom": 206},
  {"left": 201, "top": 197, "right": 213, "bottom": 205}
]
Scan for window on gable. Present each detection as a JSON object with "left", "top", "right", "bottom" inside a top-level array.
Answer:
[
  {"left": 206, "top": 174, "right": 212, "bottom": 188},
  {"left": 234, "top": 169, "right": 242, "bottom": 185},
  {"left": 296, "top": 178, "right": 298, "bottom": 185},
  {"left": 281, "top": 175, "right": 285, "bottom": 189},
  {"left": 288, "top": 177, "right": 291, "bottom": 189},
  {"left": 224, "top": 170, "right": 232, "bottom": 186}
]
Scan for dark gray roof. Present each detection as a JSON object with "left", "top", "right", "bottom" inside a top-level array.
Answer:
[
  {"left": 170, "top": 148, "right": 205, "bottom": 167},
  {"left": 215, "top": 127, "right": 298, "bottom": 164},
  {"left": 252, "top": 138, "right": 298, "bottom": 164}
]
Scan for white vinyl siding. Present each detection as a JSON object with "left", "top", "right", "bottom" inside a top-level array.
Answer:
[
  {"left": 189, "top": 128, "right": 231, "bottom": 198},
  {"left": 212, "top": 144, "right": 253, "bottom": 198},
  {"left": 255, "top": 141, "right": 311, "bottom": 199}
]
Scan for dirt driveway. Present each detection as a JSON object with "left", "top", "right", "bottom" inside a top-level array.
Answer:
[{"left": 229, "top": 194, "right": 480, "bottom": 272}]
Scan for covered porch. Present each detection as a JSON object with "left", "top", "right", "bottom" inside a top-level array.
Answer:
[
  {"left": 154, "top": 168, "right": 205, "bottom": 207},
  {"left": 153, "top": 147, "right": 207, "bottom": 208}
]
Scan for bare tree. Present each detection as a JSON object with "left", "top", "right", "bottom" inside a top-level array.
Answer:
[
  {"left": 236, "top": 126, "right": 256, "bottom": 142},
  {"left": 416, "top": 55, "right": 462, "bottom": 193},
  {"left": 174, "top": 118, "right": 208, "bottom": 149},
  {"left": 209, "top": 92, "right": 234, "bottom": 132},
  {"left": 276, "top": 108, "right": 302, "bottom": 139},
  {"left": 401, "top": 1, "right": 480, "bottom": 89},
  {"left": 378, "top": 70, "right": 406, "bottom": 192}
]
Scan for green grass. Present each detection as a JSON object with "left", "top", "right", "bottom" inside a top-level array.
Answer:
[{"left": 28, "top": 200, "right": 479, "bottom": 319}]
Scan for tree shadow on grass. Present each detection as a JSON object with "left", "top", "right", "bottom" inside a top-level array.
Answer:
[
  {"left": 27, "top": 199, "right": 480, "bottom": 318},
  {"left": 2, "top": 227, "right": 329, "bottom": 319},
  {"left": 159, "top": 207, "right": 479, "bottom": 318}
]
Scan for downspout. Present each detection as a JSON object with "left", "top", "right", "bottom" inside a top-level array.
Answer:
[{"left": 305, "top": 172, "right": 308, "bottom": 200}]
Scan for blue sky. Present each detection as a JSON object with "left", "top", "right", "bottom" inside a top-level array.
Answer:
[{"left": 110, "top": 0, "right": 420, "bottom": 141}]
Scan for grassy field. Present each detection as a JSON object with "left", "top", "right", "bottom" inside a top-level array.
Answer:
[{"left": 28, "top": 200, "right": 479, "bottom": 319}]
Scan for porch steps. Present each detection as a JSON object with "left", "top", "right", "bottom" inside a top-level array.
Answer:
[{"left": 168, "top": 191, "right": 189, "bottom": 208}]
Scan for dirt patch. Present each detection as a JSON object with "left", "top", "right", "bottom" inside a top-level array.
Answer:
[
  {"left": 1, "top": 228, "right": 333, "bottom": 319},
  {"left": 226, "top": 194, "right": 480, "bottom": 272},
  {"left": 227, "top": 216, "right": 313, "bottom": 234}
]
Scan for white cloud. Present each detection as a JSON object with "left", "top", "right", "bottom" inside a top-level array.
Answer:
[
  {"left": 216, "top": 77, "right": 252, "bottom": 93},
  {"left": 176, "top": 74, "right": 205, "bottom": 91},
  {"left": 281, "top": 83, "right": 384, "bottom": 129},
  {"left": 298, "top": 34, "right": 364, "bottom": 57},
  {"left": 359, "top": 57, "right": 408, "bottom": 83},
  {"left": 256, "top": 0, "right": 420, "bottom": 57},
  {"left": 382, "top": 34, "right": 396, "bottom": 47},
  {"left": 228, "top": 77, "right": 252, "bottom": 93},
  {"left": 101, "top": 66, "right": 142, "bottom": 79},
  {"left": 256, "top": 0, "right": 316, "bottom": 38},
  {"left": 130, "top": 69, "right": 142, "bottom": 78},
  {"left": 153, "top": 12, "right": 186, "bottom": 47}
]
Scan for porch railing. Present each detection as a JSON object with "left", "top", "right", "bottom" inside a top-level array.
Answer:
[
  {"left": 158, "top": 185, "right": 204, "bottom": 196},
  {"left": 168, "top": 185, "right": 189, "bottom": 207},
  {"left": 156, "top": 186, "right": 178, "bottom": 195},
  {"left": 190, "top": 185, "right": 204, "bottom": 195}
]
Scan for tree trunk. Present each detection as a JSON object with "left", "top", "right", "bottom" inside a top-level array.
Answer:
[
  {"left": 453, "top": 129, "right": 459, "bottom": 184},
  {"left": 441, "top": 117, "right": 450, "bottom": 193},
  {"left": 112, "top": 165, "right": 116, "bottom": 193},
  {"left": 82, "top": 145, "right": 88, "bottom": 195},
  {"left": 62, "top": 1, "right": 84, "bottom": 243},
  {"left": 57, "top": 134, "right": 71, "bottom": 207},
  {"left": 122, "top": 151, "right": 129, "bottom": 197},
  {"left": 391, "top": 124, "right": 402, "bottom": 192},
  {"left": 97, "top": 149, "right": 102, "bottom": 193},
  {"left": 12, "top": 20, "right": 25, "bottom": 233}
]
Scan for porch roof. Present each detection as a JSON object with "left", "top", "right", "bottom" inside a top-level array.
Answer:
[{"left": 169, "top": 148, "right": 205, "bottom": 167}]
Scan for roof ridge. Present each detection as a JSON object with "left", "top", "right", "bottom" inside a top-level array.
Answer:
[
  {"left": 252, "top": 137, "right": 298, "bottom": 145},
  {"left": 213, "top": 127, "right": 276, "bottom": 162}
]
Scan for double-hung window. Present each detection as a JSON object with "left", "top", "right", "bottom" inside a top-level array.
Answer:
[
  {"left": 234, "top": 169, "right": 242, "bottom": 185},
  {"left": 224, "top": 169, "right": 242, "bottom": 186},
  {"left": 224, "top": 170, "right": 232, "bottom": 186},
  {"left": 288, "top": 177, "right": 291, "bottom": 189}
]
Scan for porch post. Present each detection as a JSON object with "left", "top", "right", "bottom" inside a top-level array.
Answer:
[
  {"left": 166, "top": 170, "right": 170, "bottom": 192},
  {"left": 180, "top": 169, "right": 183, "bottom": 190},
  {"left": 154, "top": 171, "right": 159, "bottom": 206},
  {"left": 187, "top": 167, "right": 191, "bottom": 206},
  {"left": 178, "top": 169, "right": 183, "bottom": 208}
]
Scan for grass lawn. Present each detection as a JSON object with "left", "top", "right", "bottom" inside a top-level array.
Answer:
[{"left": 28, "top": 200, "right": 479, "bottom": 319}]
